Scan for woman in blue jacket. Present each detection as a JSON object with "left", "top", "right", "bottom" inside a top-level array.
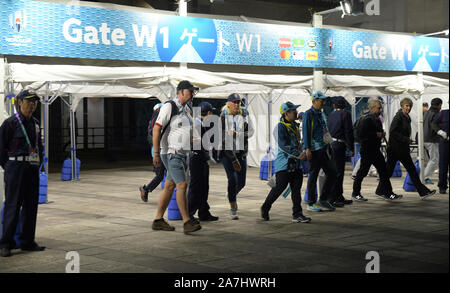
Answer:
[{"left": 260, "top": 102, "right": 311, "bottom": 223}]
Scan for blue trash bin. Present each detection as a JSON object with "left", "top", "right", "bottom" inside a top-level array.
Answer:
[
  {"left": 403, "top": 161, "right": 420, "bottom": 192},
  {"left": 1, "top": 203, "right": 21, "bottom": 248}
]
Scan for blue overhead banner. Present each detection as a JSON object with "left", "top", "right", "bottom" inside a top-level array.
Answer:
[{"left": 1, "top": 0, "right": 448, "bottom": 73}]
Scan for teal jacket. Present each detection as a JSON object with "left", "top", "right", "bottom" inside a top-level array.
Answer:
[
  {"left": 302, "top": 107, "right": 329, "bottom": 152},
  {"left": 274, "top": 119, "right": 303, "bottom": 173}
]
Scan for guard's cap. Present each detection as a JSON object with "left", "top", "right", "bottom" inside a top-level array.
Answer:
[
  {"left": 280, "top": 101, "right": 300, "bottom": 114},
  {"left": 16, "top": 90, "right": 40, "bottom": 101},
  {"left": 177, "top": 80, "right": 199, "bottom": 92}
]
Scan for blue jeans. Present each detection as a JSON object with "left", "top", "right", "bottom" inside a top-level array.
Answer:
[{"left": 222, "top": 156, "right": 247, "bottom": 203}]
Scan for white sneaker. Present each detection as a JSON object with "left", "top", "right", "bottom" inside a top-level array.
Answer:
[{"left": 230, "top": 208, "right": 239, "bottom": 220}]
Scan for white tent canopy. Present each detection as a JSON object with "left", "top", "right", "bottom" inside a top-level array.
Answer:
[{"left": 5, "top": 62, "right": 449, "bottom": 167}]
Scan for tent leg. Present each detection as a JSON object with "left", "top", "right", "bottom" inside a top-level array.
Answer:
[
  {"left": 44, "top": 84, "right": 50, "bottom": 177},
  {"left": 417, "top": 73, "right": 425, "bottom": 182},
  {"left": 268, "top": 99, "right": 272, "bottom": 178},
  {"left": 69, "top": 94, "right": 77, "bottom": 181},
  {"left": 0, "top": 56, "right": 6, "bottom": 204}
]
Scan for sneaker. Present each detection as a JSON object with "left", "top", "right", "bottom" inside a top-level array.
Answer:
[
  {"left": 139, "top": 186, "right": 148, "bottom": 202},
  {"left": 230, "top": 208, "right": 239, "bottom": 220},
  {"left": 341, "top": 197, "right": 353, "bottom": 205},
  {"left": 198, "top": 214, "right": 219, "bottom": 222},
  {"left": 318, "top": 200, "right": 336, "bottom": 211},
  {"left": 292, "top": 214, "right": 311, "bottom": 223},
  {"left": 439, "top": 188, "right": 447, "bottom": 194},
  {"left": 420, "top": 189, "right": 436, "bottom": 200},
  {"left": 307, "top": 203, "right": 322, "bottom": 212},
  {"left": 352, "top": 194, "right": 368, "bottom": 202},
  {"left": 152, "top": 218, "right": 175, "bottom": 231},
  {"left": 425, "top": 178, "right": 434, "bottom": 185},
  {"left": 332, "top": 201, "right": 345, "bottom": 208},
  {"left": 261, "top": 207, "right": 269, "bottom": 221},
  {"left": 351, "top": 175, "right": 356, "bottom": 180},
  {"left": 384, "top": 193, "right": 403, "bottom": 201},
  {"left": 184, "top": 219, "right": 202, "bottom": 234}
]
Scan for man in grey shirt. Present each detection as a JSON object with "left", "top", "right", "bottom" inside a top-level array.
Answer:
[{"left": 423, "top": 98, "right": 443, "bottom": 184}]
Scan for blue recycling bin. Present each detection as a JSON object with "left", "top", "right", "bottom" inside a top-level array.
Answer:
[
  {"left": 61, "top": 158, "right": 81, "bottom": 181},
  {"left": 392, "top": 161, "right": 402, "bottom": 178},
  {"left": 1, "top": 203, "right": 21, "bottom": 248},
  {"left": 403, "top": 160, "right": 420, "bottom": 192}
]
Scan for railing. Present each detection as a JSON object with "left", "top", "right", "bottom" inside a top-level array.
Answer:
[{"left": 48, "top": 126, "right": 148, "bottom": 151}]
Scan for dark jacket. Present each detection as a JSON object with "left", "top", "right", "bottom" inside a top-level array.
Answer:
[
  {"left": 358, "top": 113, "right": 383, "bottom": 151},
  {"left": 433, "top": 109, "right": 449, "bottom": 137},
  {"left": 388, "top": 110, "right": 411, "bottom": 149},
  {"left": 328, "top": 109, "right": 354, "bottom": 152},
  {"left": 0, "top": 112, "right": 43, "bottom": 168},
  {"left": 423, "top": 107, "right": 440, "bottom": 143}
]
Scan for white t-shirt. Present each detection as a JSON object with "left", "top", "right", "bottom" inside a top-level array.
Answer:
[{"left": 155, "top": 98, "right": 192, "bottom": 155}]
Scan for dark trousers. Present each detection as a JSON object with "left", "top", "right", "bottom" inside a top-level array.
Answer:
[
  {"left": 385, "top": 144, "right": 428, "bottom": 195},
  {"left": 306, "top": 147, "right": 338, "bottom": 203},
  {"left": 222, "top": 155, "right": 247, "bottom": 203},
  {"left": 262, "top": 169, "right": 303, "bottom": 217},
  {"left": 331, "top": 141, "right": 347, "bottom": 200},
  {"left": 0, "top": 162, "right": 39, "bottom": 249},
  {"left": 188, "top": 154, "right": 211, "bottom": 219},
  {"left": 145, "top": 165, "right": 166, "bottom": 192},
  {"left": 353, "top": 147, "right": 393, "bottom": 196},
  {"left": 438, "top": 140, "right": 449, "bottom": 190}
]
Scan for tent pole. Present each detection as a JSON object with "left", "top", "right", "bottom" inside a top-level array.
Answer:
[
  {"left": 69, "top": 94, "right": 77, "bottom": 181},
  {"left": 417, "top": 73, "right": 425, "bottom": 182},
  {"left": 268, "top": 98, "right": 272, "bottom": 179},
  {"left": 44, "top": 83, "right": 50, "bottom": 176}
]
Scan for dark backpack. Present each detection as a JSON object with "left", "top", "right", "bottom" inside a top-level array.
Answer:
[
  {"left": 353, "top": 114, "right": 368, "bottom": 143},
  {"left": 147, "top": 100, "right": 178, "bottom": 144}
]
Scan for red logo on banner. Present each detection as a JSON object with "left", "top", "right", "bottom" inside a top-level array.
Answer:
[{"left": 279, "top": 38, "right": 291, "bottom": 47}]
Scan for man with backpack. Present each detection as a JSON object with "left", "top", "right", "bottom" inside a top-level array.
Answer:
[
  {"left": 151, "top": 80, "right": 201, "bottom": 234},
  {"left": 352, "top": 98, "right": 401, "bottom": 201},
  {"left": 139, "top": 103, "right": 166, "bottom": 202}
]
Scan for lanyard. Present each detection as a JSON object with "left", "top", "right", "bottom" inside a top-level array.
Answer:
[
  {"left": 15, "top": 113, "right": 38, "bottom": 152},
  {"left": 281, "top": 121, "right": 300, "bottom": 145}
]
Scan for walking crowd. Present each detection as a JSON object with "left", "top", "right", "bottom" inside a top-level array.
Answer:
[{"left": 138, "top": 80, "right": 449, "bottom": 235}]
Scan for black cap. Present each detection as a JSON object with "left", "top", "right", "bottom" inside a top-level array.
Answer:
[
  {"left": 177, "top": 80, "right": 199, "bottom": 92},
  {"left": 198, "top": 101, "right": 213, "bottom": 115},
  {"left": 16, "top": 90, "right": 40, "bottom": 101},
  {"left": 227, "top": 93, "right": 241, "bottom": 102},
  {"left": 333, "top": 96, "right": 346, "bottom": 104}
]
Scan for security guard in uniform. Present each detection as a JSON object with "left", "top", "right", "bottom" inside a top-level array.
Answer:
[
  {"left": 188, "top": 102, "right": 218, "bottom": 221},
  {"left": 328, "top": 96, "right": 354, "bottom": 206},
  {"left": 433, "top": 109, "right": 449, "bottom": 194},
  {"left": 0, "top": 90, "right": 45, "bottom": 257}
]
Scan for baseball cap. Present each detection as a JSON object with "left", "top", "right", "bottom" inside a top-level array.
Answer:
[
  {"left": 312, "top": 91, "right": 328, "bottom": 100},
  {"left": 16, "top": 90, "right": 40, "bottom": 101},
  {"left": 227, "top": 93, "right": 241, "bottom": 102},
  {"left": 198, "top": 101, "right": 213, "bottom": 115},
  {"left": 177, "top": 80, "right": 199, "bottom": 92},
  {"left": 280, "top": 102, "right": 300, "bottom": 114}
]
